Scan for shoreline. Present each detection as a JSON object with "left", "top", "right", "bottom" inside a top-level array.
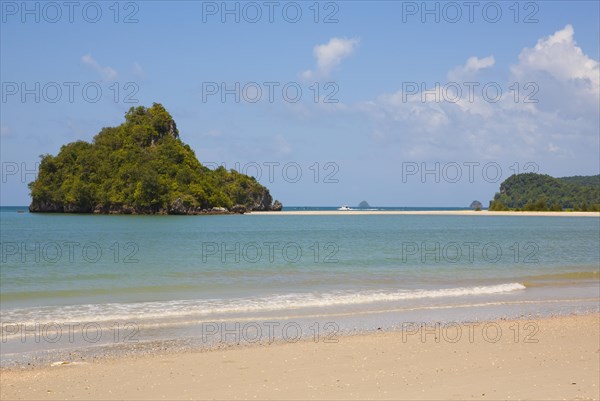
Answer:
[
  {"left": 1, "top": 313, "right": 598, "bottom": 400},
  {"left": 5, "top": 207, "right": 599, "bottom": 217},
  {"left": 251, "top": 210, "right": 600, "bottom": 216},
  {"left": 3, "top": 296, "right": 599, "bottom": 370},
  {"left": 3, "top": 291, "right": 599, "bottom": 371}
]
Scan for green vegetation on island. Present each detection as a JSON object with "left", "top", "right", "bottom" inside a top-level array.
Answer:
[
  {"left": 488, "top": 173, "right": 600, "bottom": 212},
  {"left": 29, "top": 104, "right": 282, "bottom": 214}
]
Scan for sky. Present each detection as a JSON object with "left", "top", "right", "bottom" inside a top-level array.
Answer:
[{"left": 1, "top": 0, "right": 599, "bottom": 207}]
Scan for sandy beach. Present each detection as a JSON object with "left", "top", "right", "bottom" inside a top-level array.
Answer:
[
  {"left": 1, "top": 314, "right": 598, "bottom": 400},
  {"left": 250, "top": 210, "right": 600, "bottom": 217}
]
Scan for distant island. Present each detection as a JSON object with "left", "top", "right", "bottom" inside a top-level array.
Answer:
[
  {"left": 489, "top": 173, "right": 599, "bottom": 211},
  {"left": 29, "top": 104, "right": 282, "bottom": 215},
  {"left": 358, "top": 201, "right": 371, "bottom": 208},
  {"left": 470, "top": 200, "right": 483, "bottom": 211}
]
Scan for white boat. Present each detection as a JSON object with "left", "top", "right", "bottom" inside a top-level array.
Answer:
[{"left": 338, "top": 205, "right": 352, "bottom": 211}]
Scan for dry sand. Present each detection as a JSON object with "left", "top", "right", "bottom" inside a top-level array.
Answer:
[
  {"left": 2, "top": 314, "right": 598, "bottom": 400},
  {"left": 249, "top": 210, "right": 600, "bottom": 217}
]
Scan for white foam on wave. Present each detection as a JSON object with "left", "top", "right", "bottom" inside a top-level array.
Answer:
[{"left": 1, "top": 283, "right": 525, "bottom": 327}]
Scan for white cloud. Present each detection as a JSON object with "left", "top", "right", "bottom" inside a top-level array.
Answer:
[
  {"left": 301, "top": 71, "right": 312, "bottom": 80},
  {"left": 448, "top": 55, "right": 495, "bottom": 81},
  {"left": 302, "top": 37, "right": 359, "bottom": 79},
  {"left": 81, "top": 54, "right": 118, "bottom": 81},
  {"left": 512, "top": 25, "right": 599, "bottom": 92},
  {"left": 465, "top": 56, "right": 496, "bottom": 71},
  {"left": 510, "top": 24, "right": 599, "bottom": 118},
  {"left": 304, "top": 26, "right": 598, "bottom": 172}
]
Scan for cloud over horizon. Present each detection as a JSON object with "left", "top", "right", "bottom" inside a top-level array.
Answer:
[
  {"left": 302, "top": 37, "right": 360, "bottom": 79},
  {"left": 304, "top": 25, "right": 598, "bottom": 174}
]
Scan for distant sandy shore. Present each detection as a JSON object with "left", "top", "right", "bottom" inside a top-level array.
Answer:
[
  {"left": 2, "top": 314, "right": 598, "bottom": 400},
  {"left": 250, "top": 210, "right": 600, "bottom": 217}
]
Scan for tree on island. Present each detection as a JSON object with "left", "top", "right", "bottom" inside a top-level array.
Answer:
[
  {"left": 28, "top": 104, "right": 282, "bottom": 214},
  {"left": 358, "top": 201, "right": 371, "bottom": 208},
  {"left": 488, "top": 173, "right": 599, "bottom": 211}
]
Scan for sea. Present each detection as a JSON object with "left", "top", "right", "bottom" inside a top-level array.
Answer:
[{"left": 1, "top": 206, "right": 599, "bottom": 365}]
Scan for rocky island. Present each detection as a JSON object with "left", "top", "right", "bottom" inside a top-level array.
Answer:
[
  {"left": 29, "top": 104, "right": 282, "bottom": 215},
  {"left": 469, "top": 200, "right": 483, "bottom": 210}
]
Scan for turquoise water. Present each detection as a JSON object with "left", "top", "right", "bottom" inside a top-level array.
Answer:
[{"left": 1, "top": 207, "right": 599, "bottom": 359}]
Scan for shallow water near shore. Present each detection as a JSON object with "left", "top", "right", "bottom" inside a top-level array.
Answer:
[{"left": 1, "top": 207, "right": 598, "bottom": 365}]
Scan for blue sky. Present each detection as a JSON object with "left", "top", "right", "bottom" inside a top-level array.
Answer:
[{"left": 1, "top": 1, "right": 599, "bottom": 207}]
